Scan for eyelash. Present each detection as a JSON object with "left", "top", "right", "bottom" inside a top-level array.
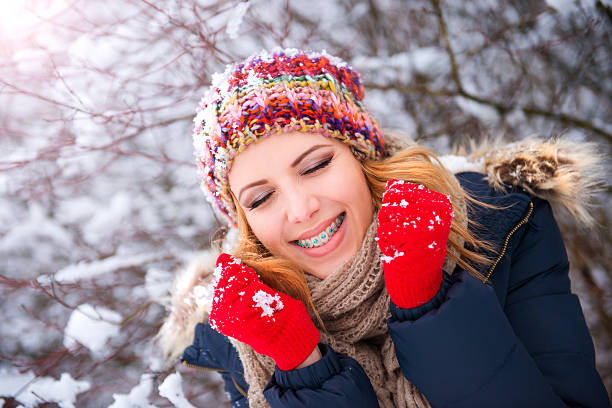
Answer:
[
  {"left": 247, "top": 156, "right": 333, "bottom": 210},
  {"left": 301, "top": 156, "right": 332, "bottom": 175}
]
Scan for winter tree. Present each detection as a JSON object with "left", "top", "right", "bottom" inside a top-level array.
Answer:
[{"left": 1, "top": 0, "right": 610, "bottom": 406}]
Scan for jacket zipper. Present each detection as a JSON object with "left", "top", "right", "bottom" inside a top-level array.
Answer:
[
  {"left": 182, "top": 360, "right": 228, "bottom": 372},
  {"left": 484, "top": 201, "right": 533, "bottom": 283},
  {"left": 181, "top": 361, "right": 249, "bottom": 399},
  {"left": 231, "top": 376, "right": 248, "bottom": 398}
]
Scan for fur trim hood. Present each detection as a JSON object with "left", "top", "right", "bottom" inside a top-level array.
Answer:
[{"left": 156, "top": 137, "right": 605, "bottom": 363}]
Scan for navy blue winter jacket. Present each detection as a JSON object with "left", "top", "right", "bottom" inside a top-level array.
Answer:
[{"left": 182, "top": 172, "right": 610, "bottom": 407}]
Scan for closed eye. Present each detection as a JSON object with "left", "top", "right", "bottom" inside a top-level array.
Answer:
[
  {"left": 248, "top": 191, "right": 273, "bottom": 210},
  {"left": 247, "top": 155, "right": 333, "bottom": 210},
  {"left": 302, "top": 156, "right": 332, "bottom": 175}
]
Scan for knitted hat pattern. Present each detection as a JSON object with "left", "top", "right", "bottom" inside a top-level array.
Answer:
[{"left": 192, "top": 48, "right": 384, "bottom": 225}]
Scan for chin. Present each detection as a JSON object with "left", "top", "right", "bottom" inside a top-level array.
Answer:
[{"left": 302, "top": 244, "right": 357, "bottom": 280}]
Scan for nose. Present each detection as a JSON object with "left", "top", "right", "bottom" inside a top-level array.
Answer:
[{"left": 285, "top": 184, "right": 319, "bottom": 224}]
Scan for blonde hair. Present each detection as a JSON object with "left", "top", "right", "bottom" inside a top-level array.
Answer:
[{"left": 222, "top": 144, "right": 494, "bottom": 315}]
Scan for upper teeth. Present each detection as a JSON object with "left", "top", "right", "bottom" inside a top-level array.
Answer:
[{"left": 296, "top": 214, "right": 345, "bottom": 248}]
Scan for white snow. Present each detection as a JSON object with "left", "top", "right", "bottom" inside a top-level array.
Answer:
[
  {"left": 193, "top": 283, "right": 215, "bottom": 311},
  {"left": 0, "top": 368, "right": 90, "bottom": 408},
  {"left": 81, "top": 192, "right": 134, "bottom": 246},
  {"left": 63, "top": 304, "right": 122, "bottom": 355},
  {"left": 380, "top": 254, "right": 394, "bottom": 263},
  {"left": 438, "top": 154, "right": 484, "bottom": 174},
  {"left": 353, "top": 47, "right": 449, "bottom": 84},
  {"left": 348, "top": 2, "right": 369, "bottom": 20},
  {"left": 245, "top": 69, "right": 263, "bottom": 89},
  {"left": 54, "top": 252, "right": 166, "bottom": 283},
  {"left": 26, "top": 373, "right": 90, "bottom": 408},
  {"left": 353, "top": 53, "right": 412, "bottom": 85},
  {"left": 213, "top": 263, "right": 224, "bottom": 282},
  {"left": 545, "top": 0, "right": 579, "bottom": 14},
  {"left": 455, "top": 95, "right": 500, "bottom": 124},
  {"left": 252, "top": 290, "right": 284, "bottom": 318},
  {"left": 381, "top": 249, "right": 405, "bottom": 264},
  {"left": 222, "top": 227, "right": 240, "bottom": 252},
  {"left": 226, "top": 2, "right": 250, "bottom": 39},
  {"left": 409, "top": 46, "right": 450, "bottom": 78},
  {"left": 144, "top": 267, "right": 173, "bottom": 300},
  {"left": 0, "top": 367, "right": 35, "bottom": 396},
  {"left": 108, "top": 374, "right": 155, "bottom": 408},
  {"left": 158, "top": 372, "right": 196, "bottom": 408},
  {"left": 0, "top": 202, "right": 74, "bottom": 266}
]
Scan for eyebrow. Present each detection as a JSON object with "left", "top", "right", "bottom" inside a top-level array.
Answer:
[
  {"left": 290, "top": 144, "right": 331, "bottom": 168},
  {"left": 237, "top": 144, "right": 332, "bottom": 202}
]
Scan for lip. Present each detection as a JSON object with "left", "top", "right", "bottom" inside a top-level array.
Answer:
[
  {"left": 292, "top": 212, "right": 347, "bottom": 258},
  {"left": 293, "top": 213, "right": 344, "bottom": 241}
]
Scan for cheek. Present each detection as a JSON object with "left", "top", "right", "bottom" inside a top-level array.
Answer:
[
  {"left": 328, "top": 161, "right": 372, "bottom": 216},
  {"left": 245, "top": 212, "right": 284, "bottom": 252},
  {"left": 348, "top": 177, "right": 374, "bottom": 225}
]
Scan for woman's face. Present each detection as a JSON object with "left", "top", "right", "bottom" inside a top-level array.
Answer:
[{"left": 228, "top": 131, "right": 374, "bottom": 279}]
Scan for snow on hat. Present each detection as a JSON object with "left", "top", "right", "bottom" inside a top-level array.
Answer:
[{"left": 192, "top": 48, "right": 384, "bottom": 225}]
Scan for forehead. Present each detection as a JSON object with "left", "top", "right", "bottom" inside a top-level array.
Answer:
[{"left": 228, "top": 131, "right": 338, "bottom": 185}]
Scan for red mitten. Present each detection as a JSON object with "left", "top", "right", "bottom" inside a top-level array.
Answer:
[
  {"left": 376, "top": 179, "right": 454, "bottom": 309},
  {"left": 208, "top": 253, "right": 320, "bottom": 370}
]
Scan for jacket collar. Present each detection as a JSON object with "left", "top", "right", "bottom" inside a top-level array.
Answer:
[
  {"left": 457, "top": 171, "right": 531, "bottom": 248},
  {"left": 456, "top": 171, "right": 532, "bottom": 284}
]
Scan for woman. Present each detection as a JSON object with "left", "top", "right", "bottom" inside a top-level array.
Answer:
[{"left": 159, "top": 49, "right": 609, "bottom": 407}]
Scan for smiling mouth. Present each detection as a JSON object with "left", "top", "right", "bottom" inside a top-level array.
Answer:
[{"left": 294, "top": 213, "right": 345, "bottom": 249}]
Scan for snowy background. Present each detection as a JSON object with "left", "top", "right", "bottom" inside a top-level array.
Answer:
[{"left": 1, "top": 0, "right": 611, "bottom": 406}]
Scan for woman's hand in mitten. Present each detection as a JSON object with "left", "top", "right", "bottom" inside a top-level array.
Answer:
[
  {"left": 376, "top": 179, "right": 454, "bottom": 309},
  {"left": 208, "top": 253, "right": 320, "bottom": 370}
]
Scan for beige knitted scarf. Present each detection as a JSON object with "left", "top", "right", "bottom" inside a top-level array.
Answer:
[{"left": 231, "top": 215, "right": 439, "bottom": 407}]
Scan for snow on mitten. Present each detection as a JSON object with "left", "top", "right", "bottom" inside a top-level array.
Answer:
[
  {"left": 208, "top": 253, "right": 320, "bottom": 370},
  {"left": 377, "top": 179, "right": 454, "bottom": 309}
]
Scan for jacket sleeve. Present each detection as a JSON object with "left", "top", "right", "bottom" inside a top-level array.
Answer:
[
  {"left": 263, "top": 344, "right": 380, "bottom": 408},
  {"left": 387, "top": 198, "right": 610, "bottom": 408},
  {"left": 182, "top": 322, "right": 249, "bottom": 408}
]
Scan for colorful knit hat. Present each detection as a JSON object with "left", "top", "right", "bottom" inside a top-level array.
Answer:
[{"left": 192, "top": 48, "right": 384, "bottom": 225}]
